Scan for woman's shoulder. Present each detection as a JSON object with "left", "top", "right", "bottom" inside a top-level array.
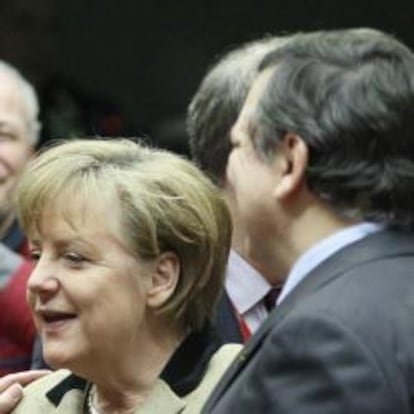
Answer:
[
  {"left": 11, "top": 369, "right": 81, "bottom": 413},
  {"left": 141, "top": 344, "right": 242, "bottom": 414},
  {"left": 210, "top": 343, "right": 243, "bottom": 362},
  {"left": 25, "top": 369, "right": 72, "bottom": 393},
  {"left": 200, "top": 343, "right": 242, "bottom": 387},
  {"left": 181, "top": 343, "right": 242, "bottom": 412}
]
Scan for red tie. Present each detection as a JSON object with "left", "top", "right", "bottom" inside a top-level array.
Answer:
[{"left": 238, "top": 316, "right": 251, "bottom": 342}]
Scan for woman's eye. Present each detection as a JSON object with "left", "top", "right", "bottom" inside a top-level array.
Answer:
[
  {"left": 64, "top": 253, "right": 86, "bottom": 265},
  {"left": 29, "top": 250, "right": 41, "bottom": 261}
]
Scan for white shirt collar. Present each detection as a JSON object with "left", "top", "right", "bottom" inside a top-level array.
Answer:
[
  {"left": 225, "top": 250, "right": 271, "bottom": 314},
  {"left": 277, "top": 222, "right": 385, "bottom": 305}
]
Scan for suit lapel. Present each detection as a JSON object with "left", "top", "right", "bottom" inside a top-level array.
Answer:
[
  {"left": 214, "top": 291, "right": 244, "bottom": 343},
  {"left": 205, "top": 229, "right": 414, "bottom": 410}
]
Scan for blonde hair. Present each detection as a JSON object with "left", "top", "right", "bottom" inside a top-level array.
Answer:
[{"left": 16, "top": 138, "right": 232, "bottom": 331}]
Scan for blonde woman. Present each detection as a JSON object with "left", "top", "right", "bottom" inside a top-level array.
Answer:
[{"left": 12, "top": 138, "right": 240, "bottom": 414}]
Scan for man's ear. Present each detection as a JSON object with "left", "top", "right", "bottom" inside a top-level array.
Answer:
[
  {"left": 273, "top": 133, "right": 309, "bottom": 200},
  {"left": 146, "top": 251, "right": 180, "bottom": 309}
]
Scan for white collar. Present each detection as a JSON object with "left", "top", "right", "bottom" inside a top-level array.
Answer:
[
  {"left": 277, "top": 222, "right": 385, "bottom": 305},
  {"left": 225, "top": 250, "right": 271, "bottom": 314}
]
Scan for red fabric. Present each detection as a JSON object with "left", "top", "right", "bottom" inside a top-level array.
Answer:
[
  {"left": 237, "top": 315, "right": 252, "bottom": 342},
  {"left": 230, "top": 302, "right": 251, "bottom": 342},
  {"left": 17, "top": 238, "right": 31, "bottom": 261},
  {"left": 0, "top": 260, "right": 36, "bottom": 375},
  {"left": 229, "top": 301, "right": 252, "bottom": 343}
]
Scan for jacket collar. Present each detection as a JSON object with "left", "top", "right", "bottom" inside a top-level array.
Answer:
[{"left": 161, "top": 322, "right": 223, "bottom": 396}]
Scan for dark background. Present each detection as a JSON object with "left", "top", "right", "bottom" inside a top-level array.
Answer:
[{"left": 1, "top": 0, "right": 413, "bottom": 153}]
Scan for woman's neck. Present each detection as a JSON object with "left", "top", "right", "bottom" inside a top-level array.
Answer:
[
  {"left": 89, "top": 384, "right": 150, "bottom": 414},
  {"left": 91, "top": 323, "right": 187, "bottom": 414}
]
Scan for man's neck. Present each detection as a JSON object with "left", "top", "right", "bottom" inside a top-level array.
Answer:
[{"left": 247, "top": 201, "right": 359, "bottom": 286}]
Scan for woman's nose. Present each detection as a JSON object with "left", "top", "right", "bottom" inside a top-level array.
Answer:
[{"left": 27, "top": 259, "right": 60, "bottom": 303}]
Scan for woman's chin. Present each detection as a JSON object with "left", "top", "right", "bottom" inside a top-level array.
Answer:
[{"left": 43, "top": 346, "right": 75, "bottom": 370}]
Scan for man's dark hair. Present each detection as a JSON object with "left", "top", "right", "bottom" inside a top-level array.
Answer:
[
  {"left": 187, "top": 36, "right": 290, "bottom": 183},
  {"left": 249, "top": 28, "right": 414, "bottom": 227}
]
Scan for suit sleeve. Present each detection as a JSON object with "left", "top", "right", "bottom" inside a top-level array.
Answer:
[{"left": 211, "top": 310, "right": 405, "bottom": 414}]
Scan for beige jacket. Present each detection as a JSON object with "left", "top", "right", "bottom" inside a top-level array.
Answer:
[{"left": 12, "top": 344, "right": 241, "bottom": 414}]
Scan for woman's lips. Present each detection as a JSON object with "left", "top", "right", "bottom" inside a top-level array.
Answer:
[{"left": 36, "top": 309, "right": 77, "bottom": 332}]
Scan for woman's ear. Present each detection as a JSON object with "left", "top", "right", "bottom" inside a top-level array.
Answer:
[
  {"left": 273, "top": 133, "right": 309, "bottom": 200},
  {"left": 146, "top": 251, "right": 180, "bottom": 309}
]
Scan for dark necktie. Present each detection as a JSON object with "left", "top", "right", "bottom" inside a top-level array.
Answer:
[{"left": 263, "top": 286, "right": 282, "bottom": 312}]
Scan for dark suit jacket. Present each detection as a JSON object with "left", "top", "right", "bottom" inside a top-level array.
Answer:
[
  {"left": 214, "top": 291, "right": 244, "bottom": 344},
  {"left": 203, "top": 230, "right": 414, "bottom": 414}
]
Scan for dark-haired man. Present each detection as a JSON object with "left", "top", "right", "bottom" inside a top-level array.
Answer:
[
  {"left": 204, "top": 28, "right": 414, "bottom": 413},
  {"left": 188, "top": 36, "right": 291, "bottom": 342}
]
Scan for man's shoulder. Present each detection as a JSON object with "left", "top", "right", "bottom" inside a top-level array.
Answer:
[
  {"left": 278, "top": 229, "right": 414, "bottom": 318},
  {"left": 256, "top": 233, "right": 414, "bottom": 358}
]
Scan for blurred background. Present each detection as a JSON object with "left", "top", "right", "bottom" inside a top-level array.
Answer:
[{"left": 3, "top": 0, "right": 413, "bottom": 155}]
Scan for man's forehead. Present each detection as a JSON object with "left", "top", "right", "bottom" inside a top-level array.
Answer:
[
  {"left": 0, "top": 111, "right": 28, "bottom": 132},
  {"left": 0, "top": 72, "right": 28, "bottom": 107},
  {"left": 0, "top": 80, "right": 31, "bottom": 129},
  {"left": 0, "top": 119, "right": 24, "bottom": 130}
]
